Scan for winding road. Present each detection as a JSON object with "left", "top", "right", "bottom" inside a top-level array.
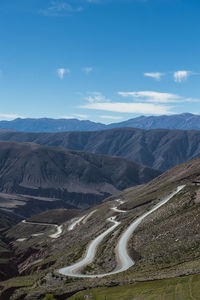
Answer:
[
  {"left": 21, "top": 220, "right": 63, "bottom": 239},
  {"left": 67, "top": 215, "right": 86, "bottom": 231},
  {"left": 19, "top": 210, "right": 97, "bottom": 240},
  {"left": 58, "top": 185, "right": 185, "bottom": 278}
]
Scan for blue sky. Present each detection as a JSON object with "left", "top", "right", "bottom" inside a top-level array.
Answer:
[{"left": 0, "top": 0, "right": 200, "bottom": 123}]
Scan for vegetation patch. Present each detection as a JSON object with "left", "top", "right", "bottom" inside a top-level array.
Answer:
[{"left": 69, "top": 273, "right": 200, "bottom": 300}]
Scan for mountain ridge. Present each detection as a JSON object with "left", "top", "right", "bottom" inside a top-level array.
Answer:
[
  {"left": 0, "top": 140, "right": 160, "bottom": 217},
  {"left": 1, "top": 113, "right": 200, "bottom": 132},
  {"left": 1, "top": 127, "right": 200, "bottom": 172}
]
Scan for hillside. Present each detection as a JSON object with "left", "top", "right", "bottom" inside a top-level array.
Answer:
[
  {"left": 1, "top": 127, "right": 200, "bottom": 171},
  {"left": 1, "top": 156, "right": 200, "bottom": 298},
  {"left": 0, "top": 141, "right": 160, "bottom": 216}
]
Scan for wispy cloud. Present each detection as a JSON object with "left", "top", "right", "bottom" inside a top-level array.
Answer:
[
  {"left": 85, "top": 92, "right": 110, "bottom": 103},
  {"left": 100, "top": 115, "right": 123, "bottom": 120},
  {"left": 40, "top": 0, "right": 145, "bottom": 16},
  {"left": 118, "top": 91, "right": 180, "bottom": 103},
  {"left": 144, "top": 72, "right": 165, "bottom": 81},
  {"left": 174, "top": 70, "right": 192, "bottom": 83},
  {"left": 57, "top": 68, "right": 70, "bottom": 79},
  {"left": 40, "top": 1, "right": 83, "bottom": 16},
  {"left": 61, "top": 114, "right": 89, "bottom": 119},
  {"left": 81, "top": 102, "right": 173, "bottom": 115},
  {"left": 73, "top": 113, "right": 89, "bottom": 119},
  {"left": 80, "top": 91, "right": 173, "bottom": 114},
  {"left": 83, "top": 67, "right": 93, "bottom": 75},
  {"left": 60, "top": 116, "right": 75, "bottom": 119},
  {"left": 80, "top": 90, "right": 200, "bottom": 116},
  {"left": 0, "top": 114, "right": 25, "bottom": 120},
  {"left": 119, "top": 91, "right": 200, "bottom": 104},
  {"left": 144, "top": 70, "right": 197, "bottom": 83}
]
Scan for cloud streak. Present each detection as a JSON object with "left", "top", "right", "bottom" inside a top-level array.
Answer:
[
  {"left": 118, "top": 91, "right": 180, "bottom": 103},
  {"left": 144, "top": 72, "right": 165, "bottom": 81},
  {"left": 100, "top": 115, "right": 123, "bottom": 120},
  {"left": 41, "top": 1, "right": 83, "bottom": 16},
  {"left": 80, "top": 90, "right": 200, "bottom": 116},
  {"left": 80, "top": 102, "right": 173, "bottom": 115},
  {"left": 61, "top": 113, "right": 89, "bottom": 119},
  {"left": 0, "top": 114, "right": 25, "bottom": 120}
]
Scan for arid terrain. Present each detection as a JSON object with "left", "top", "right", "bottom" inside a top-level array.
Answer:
[{"left": 1, "top": 156, "right": 200, "bottom": 299}]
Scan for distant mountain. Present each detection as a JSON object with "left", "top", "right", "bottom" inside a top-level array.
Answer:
[
  {"left": 1, "top": 113, "right": 200, "bottom": 132},
  {"left": 1, "top": 127, "right": 200, "bottom": 172},
  {"left": 0, "top": 141, "right": 160, "bottom": 214},
  {"left": 0, "top": 118, "right": 106, "bottom": 132},
  {"left": 108, "top": 113, "right": 200, "bottom": 130}
]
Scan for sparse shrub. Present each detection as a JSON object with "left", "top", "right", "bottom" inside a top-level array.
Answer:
[
  {"left": 42, "top": 294, "right": 56, "bottom": 300},
  {"left": 40, "top": 278, "right": 47, "bottom": 285}
]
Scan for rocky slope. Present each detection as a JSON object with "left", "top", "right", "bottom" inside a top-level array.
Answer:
[
  {"left": 0, "top": 141, "right": 160, "bottom": 215},
  {"left": 1, "top": 127, "right": 200, "bottom": 171}
]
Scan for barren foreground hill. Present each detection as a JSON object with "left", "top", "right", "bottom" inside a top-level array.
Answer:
[{"left": 1, "top": 155, "right": 200, "bottom": 299}]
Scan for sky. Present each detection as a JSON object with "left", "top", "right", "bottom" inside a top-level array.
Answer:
[{"left": 0, "top": 0, "right": 200, "bottom": 123}]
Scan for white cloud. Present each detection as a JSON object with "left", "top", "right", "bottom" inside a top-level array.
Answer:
[
  {"left": 80, "top": 102, "right": 173, "bottom": 115},
  {"left": 100, "top": 115, "right": 123, "bottom": 120},
  {"left": 85, "top": 92, "right": 110, "bottom": 103},
  {"left": 0, "top": 114, "right": 25, "bottom": 120},
  {"left": 174, "top": 70, "right": 192, "bottom": 83},
  {"left": 83, "top": 67, "right": 93, "bottom": 75},
  {"left": 80, "top": 90, "right": 200, "bottom": 116},
  {"left": 118, "top": 91, "right": 180, "bottom": 103},
  {"left": 144, "top": 72, "right": 165, "bottom": 81},
  {"left": 57, "top": 68, "right": 70, "bottom": 79}
]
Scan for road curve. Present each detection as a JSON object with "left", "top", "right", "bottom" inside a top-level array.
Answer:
[
  {"left": 67, "top": 216, "right": 86, "bottom": 231},
  {"left": 58, "top": 185, "right": 185, "bottom": 278},
  {"left": 59, "top": 217, "right": 120, "bottom": 277},
  {"left": 21, "top": 220, "right": 63, "bottom": 239}
]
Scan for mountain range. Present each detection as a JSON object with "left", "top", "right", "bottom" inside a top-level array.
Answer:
[
  {"left": 2, "top": 116, "right": 200, "bottom": 298},
  {"left": 1, "top": 113, "right": 200, "bottom": 132},
  {"left": 1, "top": 127, "right": 200, "bottom": 172}
]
